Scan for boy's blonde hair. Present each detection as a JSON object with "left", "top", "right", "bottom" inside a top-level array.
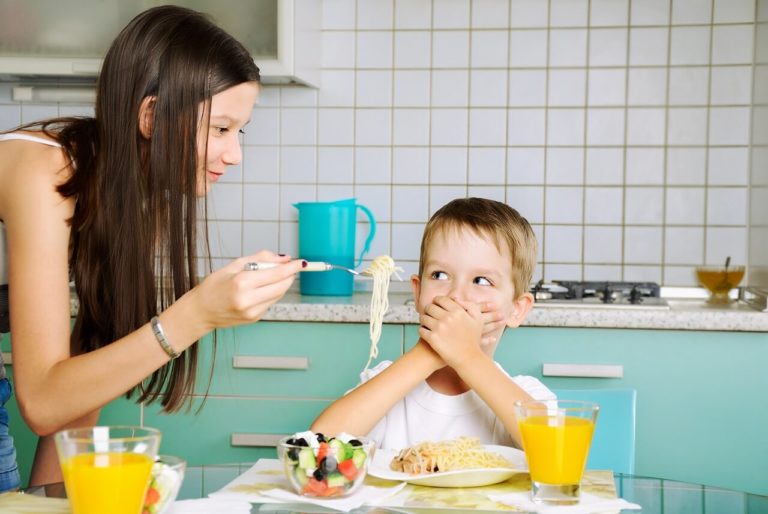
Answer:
[{"left": 418, "top": 198, "right": 537, "bottom": 299}]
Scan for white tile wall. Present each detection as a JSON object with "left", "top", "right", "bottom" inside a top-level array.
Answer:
[
  {"left": 667, "top": 148, "right": 707, "bottom": 184},
  {"left": 1, "top": 0, "right": 764, "bottom": 287}
]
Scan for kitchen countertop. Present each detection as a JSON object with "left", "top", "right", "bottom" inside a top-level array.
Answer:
[
  {"left": 69, "top": 287, "right": 767, "bottom": 332},
  {"left": 261, "top": 286, "right": 767, "bottom": 332}
]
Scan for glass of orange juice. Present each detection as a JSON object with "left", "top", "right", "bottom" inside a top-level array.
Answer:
[
  {"left": 54, "top": 426, "right": 161, "bottom": 514},
  {"left": 514, "top": 400, "right": 599, "bottom": 505}
]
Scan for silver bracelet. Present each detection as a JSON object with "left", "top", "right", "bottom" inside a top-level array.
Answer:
[{"left": 150, "top": 316, "right": 180, "bottom": 360}]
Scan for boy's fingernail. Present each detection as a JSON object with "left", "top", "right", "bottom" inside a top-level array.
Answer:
[{"left": 302, "top": 260, "right": 308, "bottom": 268}]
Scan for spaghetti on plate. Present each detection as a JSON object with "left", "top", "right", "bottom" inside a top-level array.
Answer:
[{"left": 389, "top": 436, "right": 514, "bottom": 474}]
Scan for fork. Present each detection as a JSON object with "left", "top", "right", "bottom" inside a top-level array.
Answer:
[{"left": 244, "top": 261, "right": 360, "bottom": 275}]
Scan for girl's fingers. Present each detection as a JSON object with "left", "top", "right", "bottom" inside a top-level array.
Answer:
[
  {"left": 234, "top": 251, "right": 294, "bottom": 273},
  {"left": 240, "top": 275, "right": 297, "bottom": 320},
  {"left": 250, "top": 250, "right": 292, "bottom": 262},
  {"left": 238, "top": 259, "right": 305, "bottom": 287}
]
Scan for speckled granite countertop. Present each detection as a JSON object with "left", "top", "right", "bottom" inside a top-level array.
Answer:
[
  {"left": 260, "top": 289, "right": 767, "bottom": 333},
  {"left": 69, "top": 288, "right": 767, "bottom": 332}
]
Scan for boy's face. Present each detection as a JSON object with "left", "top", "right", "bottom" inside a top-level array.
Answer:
[{"left": 411, "top": 226, "right": 533, "bottom": 338}]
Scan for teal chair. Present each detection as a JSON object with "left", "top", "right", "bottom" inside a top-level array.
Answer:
[{"left": 550, "top": 388, "right": 636, "bottom": 474}]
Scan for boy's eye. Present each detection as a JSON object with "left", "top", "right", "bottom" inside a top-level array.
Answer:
[
  {"left": 474, "top": 276, "right": 492, "bottom": 286},
  {"left": 430, "top": 271, "right": 448, "bottom": 280}
]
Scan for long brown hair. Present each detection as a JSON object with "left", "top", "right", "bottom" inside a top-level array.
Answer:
[{"left": 12, "top": 6, "right": 259, "bottom": 411}]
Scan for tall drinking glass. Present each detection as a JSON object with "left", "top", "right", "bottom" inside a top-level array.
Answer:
[
  {"left": 514, "top": 400, "right": 599, "bottom": 505},
  {"left": 54, "top": 426, "right": 161, "bottom": 514}
]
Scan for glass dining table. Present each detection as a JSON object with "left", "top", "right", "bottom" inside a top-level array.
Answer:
[
  {"left": 18, "top": 463, "right": 768, "bottom": 514},
  {"left": 12, "top": 463, "right": 768, "bottom": 514}
]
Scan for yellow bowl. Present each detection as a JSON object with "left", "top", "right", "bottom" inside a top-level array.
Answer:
[{"left": 695, "top": 266, "right": 745, "bottom": 303}]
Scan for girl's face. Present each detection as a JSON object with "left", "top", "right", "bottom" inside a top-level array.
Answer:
[
  {"left": 411, "top": 226, "right": 523, "bottom": 332},
  {"left": 196, "top": 81, "right": 259, "bottom": 196}
]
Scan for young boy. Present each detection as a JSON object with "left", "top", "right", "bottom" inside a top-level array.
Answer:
[{"left": 311, "top": 197, "right": 554, "bottom": 449}]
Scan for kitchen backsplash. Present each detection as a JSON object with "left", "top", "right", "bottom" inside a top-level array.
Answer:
[{"left": 1, "top": 0, "right": 766, "bottom": 288}]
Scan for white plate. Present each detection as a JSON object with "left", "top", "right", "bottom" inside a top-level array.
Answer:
[{"left": 368, "top": 444, "right": 528, "bottom": 488}]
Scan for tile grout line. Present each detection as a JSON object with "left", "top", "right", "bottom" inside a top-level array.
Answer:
[
  {"left": 702, "top": 0, "right": 716, "bottom": 265},
  {"left": 541, "top": 0, "right": 551, "bottom": 281},
  {"left": 427, "top": 0, "right": 435, "bottom": 218},
  {"left": 464, "top": 0, "right": 472, "bottom": 200},
  {"left": 660, "top": 0, "right": 674, "bottom": 284},
  {"left": 745, "top": 2, "right": 759, "bottom": 280},
  {"left": 389, "top": 0, "right": 396, "bottom": 265},
  {"left": 619, "top": 0, "right": 633, "bottom": 281},
  {"left": 580, "top": 0, "right": 593, "bottom": 282}
]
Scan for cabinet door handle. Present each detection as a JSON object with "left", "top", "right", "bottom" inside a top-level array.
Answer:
[
  {"left": 542, "top": 363, "right": 623, "bottom": 378},
  {"left": 1, "top": 352, "right": 11, "bottom": 365},
  {"left": 232, "top": 355, "right": 309, "bottom": 370},
  {"left": 231, "top": 433, "right": 285, "bottom": 448}
]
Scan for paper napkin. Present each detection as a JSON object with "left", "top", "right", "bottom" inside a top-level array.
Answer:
[
  {"left": 167, "top": 498, "right": 252, "bottom": 513},
  {"left": 488, "top": 490, "right": 641, "bottom": 514},
  {"left": 261, "top": 482, "right": 407, "bottom": 512}
]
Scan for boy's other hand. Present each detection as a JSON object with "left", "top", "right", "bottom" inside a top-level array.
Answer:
[
  {"left": 477, "top": 301, "right": 506, "bottom": 346},
  {"left": 418, "top": 296, "right": 484, "bottom": 368}
]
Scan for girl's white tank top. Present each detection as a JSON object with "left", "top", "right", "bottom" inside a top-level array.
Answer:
[{"left": 0, "top": 133, "right": 63, "bottom": 286}]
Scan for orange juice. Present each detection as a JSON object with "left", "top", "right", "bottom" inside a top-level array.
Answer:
[
  {"left": 62, "top": 452, "right": 154, "bottom": 514},
  {"left": 519, "top": 416, "right": 595, "bottom": 484}
]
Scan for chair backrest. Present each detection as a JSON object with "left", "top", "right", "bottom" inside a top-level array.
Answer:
[{"left": 550, "top": 388, "right": 636, "bottom": 474}]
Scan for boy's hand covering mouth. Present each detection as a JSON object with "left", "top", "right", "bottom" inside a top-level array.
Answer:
[
  {"left": 477, "top": 301, "right": 506, "bottom": 345},
  {"left": 445, "top": 298, "right": 504, "bottom": 346},
  {"left": 418, "top": 296, "right": 486, "bottom": 368}
]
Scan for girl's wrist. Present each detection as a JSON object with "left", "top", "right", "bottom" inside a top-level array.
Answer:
[{"left": 163, "top": 292, "right": 214, "bottom": 349}]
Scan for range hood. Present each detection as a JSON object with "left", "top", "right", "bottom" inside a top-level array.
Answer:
[{"left": 0, "top": 0, "right": 320, "bottom": 88}]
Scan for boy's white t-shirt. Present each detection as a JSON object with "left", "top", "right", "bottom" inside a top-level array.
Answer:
[{"left": 360, "top": 360, "right": 556, "bottom": 450}]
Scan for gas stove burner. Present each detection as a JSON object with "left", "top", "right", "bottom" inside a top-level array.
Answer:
[{"left": 530, "top": 280, "right": 668, "bottom": 309}]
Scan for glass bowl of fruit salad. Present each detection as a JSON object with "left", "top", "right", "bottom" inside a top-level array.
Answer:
[
  {"left": 278, "top": 431, "right": 375, "bottom": 498},
  {"left": 142, "top": 454, "right": 186, "bottom": 514}
]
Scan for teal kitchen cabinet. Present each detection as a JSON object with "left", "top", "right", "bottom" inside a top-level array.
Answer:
[
  {"left": 194, "top": 322, "right": 401, "bottom": 398},
  {"left": 491, "top": 326, "right": 768, "bottom": 496},
  {"left": 151, "top": 321, "right": 402, "bottom": 465},
  {"left": 145, "top": 397, "right": 331, "bottom": 465}
]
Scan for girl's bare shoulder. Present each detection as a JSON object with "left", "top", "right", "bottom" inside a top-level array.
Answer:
[{"left": 0, "top": 131, "right": 75, "bottom": 220}]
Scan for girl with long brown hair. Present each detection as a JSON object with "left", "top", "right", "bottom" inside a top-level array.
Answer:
[{"left": 0, "top": 5, "right": 304, "bottom": 491}]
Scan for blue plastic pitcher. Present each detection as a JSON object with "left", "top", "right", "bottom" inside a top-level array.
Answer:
[{"left": 293, "top": 198, "right": 376, "bottom": 296}]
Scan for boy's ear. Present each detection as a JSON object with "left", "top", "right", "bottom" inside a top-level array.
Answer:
[
  {"left": 506, "top": 292, "right": 534, "bottom": 328},
  {"left": 138, "top": 96, "right": 157, "bottom": 139},
  {"left": 410, "top": 274, "right": 421, "bottom": 307}
]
